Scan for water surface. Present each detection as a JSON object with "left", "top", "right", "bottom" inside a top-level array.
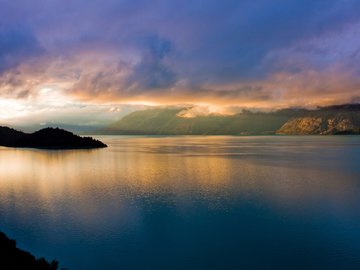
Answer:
[{"left": 0, "top": 136, "right": 360, "bottom": 269}]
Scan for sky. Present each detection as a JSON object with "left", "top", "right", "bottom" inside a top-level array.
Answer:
[{"left": 1, "top": 0, "right": 360, "bottom": 127}]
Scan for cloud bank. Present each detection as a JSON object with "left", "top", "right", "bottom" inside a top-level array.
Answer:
[{"left": 0, "top": 0, "right": 360, "bottom": 124}]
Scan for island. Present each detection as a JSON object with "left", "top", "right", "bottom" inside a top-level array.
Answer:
[
  {"left": 0, "top": 127, "right": 107, "bottom": 149},
  {"left": 0, "top": 232, "right": 60, "bottom": 270}
]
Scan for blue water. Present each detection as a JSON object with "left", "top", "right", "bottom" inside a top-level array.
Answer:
[{"left": 0, "top": 136, "right": 360, "bottom": 269}]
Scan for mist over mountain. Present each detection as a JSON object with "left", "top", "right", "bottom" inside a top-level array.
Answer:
[{"left": 100, "top": 104, "right": 360, "bottom": 135}]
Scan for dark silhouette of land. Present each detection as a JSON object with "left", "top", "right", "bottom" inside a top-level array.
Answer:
[
  {"left": 0, "top": 127, "right": 107, "bottom": 149},
  {"left": 0, "top": 232, "right": 60, "bottom": 270}
]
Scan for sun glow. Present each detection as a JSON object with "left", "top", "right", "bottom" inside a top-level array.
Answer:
[
  {"left": 0, "top": 98, "right": 31, "bottom": 120},
  {"left": 123, "top": 100, "right": 160, "bottom": 106},
  {"left": 39, "top": 86, "right": 72, "bottom": 106},
  {"left": 0, "top": 86, "right": 74, "bottom": 123}
]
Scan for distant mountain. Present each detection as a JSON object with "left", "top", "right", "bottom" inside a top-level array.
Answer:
[
  {"left": 0, "top": 127, "right": 107, "bottom": 149},
  {"left": 101, "top": 104, "right": 360, "bottom": 135},
  {"left": 100, "top": 107, "right": 302, "bottom": 135},
  {"left": 0, "top": 231, "right": 59, "bottom": 270}
]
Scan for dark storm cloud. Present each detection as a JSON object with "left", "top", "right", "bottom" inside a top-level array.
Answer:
[
  {"left": 0, "top": 26, "right": 44, "bottom": 73},
  {"left": 126, "top": 36, "right": 176, "bottom": 90}
]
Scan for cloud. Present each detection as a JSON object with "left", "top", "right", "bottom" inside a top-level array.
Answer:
[
  {"left": 127, "top": 36, "right": 177, "bottom": 90},
  {"left": 351, "top": 96, "right": 360, "bottom": 104},
  {"left": 69, "top": 36, "right": 177, "bottom": 100},
  {"left": 1, "top": 0, "right": 360, "bottom": 126},
  {"left": 0, "top": 26, "right": 44, "bottom": 73}
]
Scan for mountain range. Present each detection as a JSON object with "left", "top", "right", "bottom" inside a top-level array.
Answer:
[{"left": 100, "top": 104, "right": 360, "bottom": 135}]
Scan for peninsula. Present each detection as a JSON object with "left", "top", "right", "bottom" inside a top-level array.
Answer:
[{"left": 0, "top": 127, "right": 107, "bottom": 149}]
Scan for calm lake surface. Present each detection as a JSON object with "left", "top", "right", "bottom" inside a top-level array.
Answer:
[{"left": 1, "top": 136, "right": 360, "bottom": 269}]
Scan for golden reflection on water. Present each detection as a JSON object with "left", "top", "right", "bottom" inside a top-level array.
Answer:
[{"left": 0, "top": 136, "right": 359, "bottom": 227}]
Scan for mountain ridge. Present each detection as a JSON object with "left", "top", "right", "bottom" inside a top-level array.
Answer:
[{"left": 100, "top": 104, "right": 360, "bottom": 135}]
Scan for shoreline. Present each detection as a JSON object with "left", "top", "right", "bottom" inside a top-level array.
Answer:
[{"left": 0, "top": 231, "right": 61, "bottom": 270}]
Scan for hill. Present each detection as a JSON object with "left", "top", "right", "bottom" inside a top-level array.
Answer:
[
  {"left": 101, "top": 105, "right": 360, "bottom": 135},
  {"left": 100, "top": 107, "right": 303, "bottom": 135},
  {"left": 0, "top": 127, "right": 107, "bottom": 149},
  {"left": 0, "top": 126, "right": 26, "bottom": 145}
]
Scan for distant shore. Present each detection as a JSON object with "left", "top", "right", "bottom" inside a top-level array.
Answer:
[{"left": 99, "top": 104, "right": 360, "bottom": 135}]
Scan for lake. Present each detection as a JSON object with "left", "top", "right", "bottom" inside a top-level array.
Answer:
[{"left": 0, "top": 136, "right": 360, "bottom": 269}]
